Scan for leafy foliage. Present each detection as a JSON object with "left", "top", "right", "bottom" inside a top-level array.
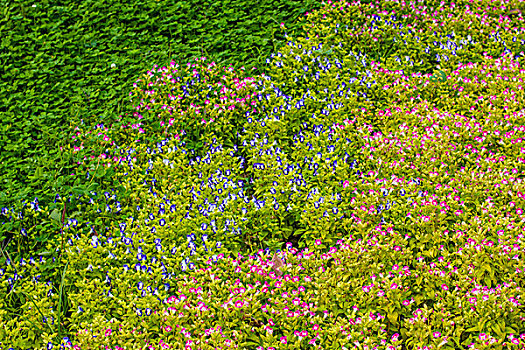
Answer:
[{"left": 1, "top": 0, "right": 525, "bottom": 349}]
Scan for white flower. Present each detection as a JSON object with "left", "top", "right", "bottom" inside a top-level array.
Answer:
[{"left": 111, "top": 63, "right": 116, "bottom": 68}]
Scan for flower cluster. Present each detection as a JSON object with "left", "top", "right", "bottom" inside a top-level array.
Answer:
[{"left": 1, "top": 0, "right": 525, "bottom": 349}]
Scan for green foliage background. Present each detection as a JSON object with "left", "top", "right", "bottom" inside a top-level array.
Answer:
[
  {"left": 1, "top": 0, "right": 525, "bottom": 348},
  {"left": 0, "top": 0, "right": 325, "bottom": 212}
]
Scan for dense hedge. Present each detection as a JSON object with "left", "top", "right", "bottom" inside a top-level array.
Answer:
[{"left": 1, "top": 0, "right": 525, "bottom": 349}]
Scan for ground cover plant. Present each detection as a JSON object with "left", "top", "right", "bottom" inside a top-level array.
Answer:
[
  {"left": 0, "top": 0, "right": 325, "bottom": 223},
  {"left": 1, "top": 0, "right": 525, "bottom": 349}
]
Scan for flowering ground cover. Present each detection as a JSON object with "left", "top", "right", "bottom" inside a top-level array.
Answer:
[{"left": 1, "top": 0, "right": 525, "bottom": 349}]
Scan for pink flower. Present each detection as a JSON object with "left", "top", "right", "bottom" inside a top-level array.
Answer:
[
  {"left": 315, "top": 239, "right": 322, "bottom": 245},
  {"left": 390, "top": 283, "right": 398, "bottom": 290},
  {"left": 433, "top": 331, "right": 441, "bottom": 338},
  {"left": 441, "top": 284, "right": 449, "bottom": 291},
  {"left": 280, "top": 336, "right": 287, "bottom": 344}
]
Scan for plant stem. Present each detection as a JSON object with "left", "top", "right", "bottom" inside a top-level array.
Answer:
[{"left": 60, "top": 201, "right": 66, "bottom": 258}]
